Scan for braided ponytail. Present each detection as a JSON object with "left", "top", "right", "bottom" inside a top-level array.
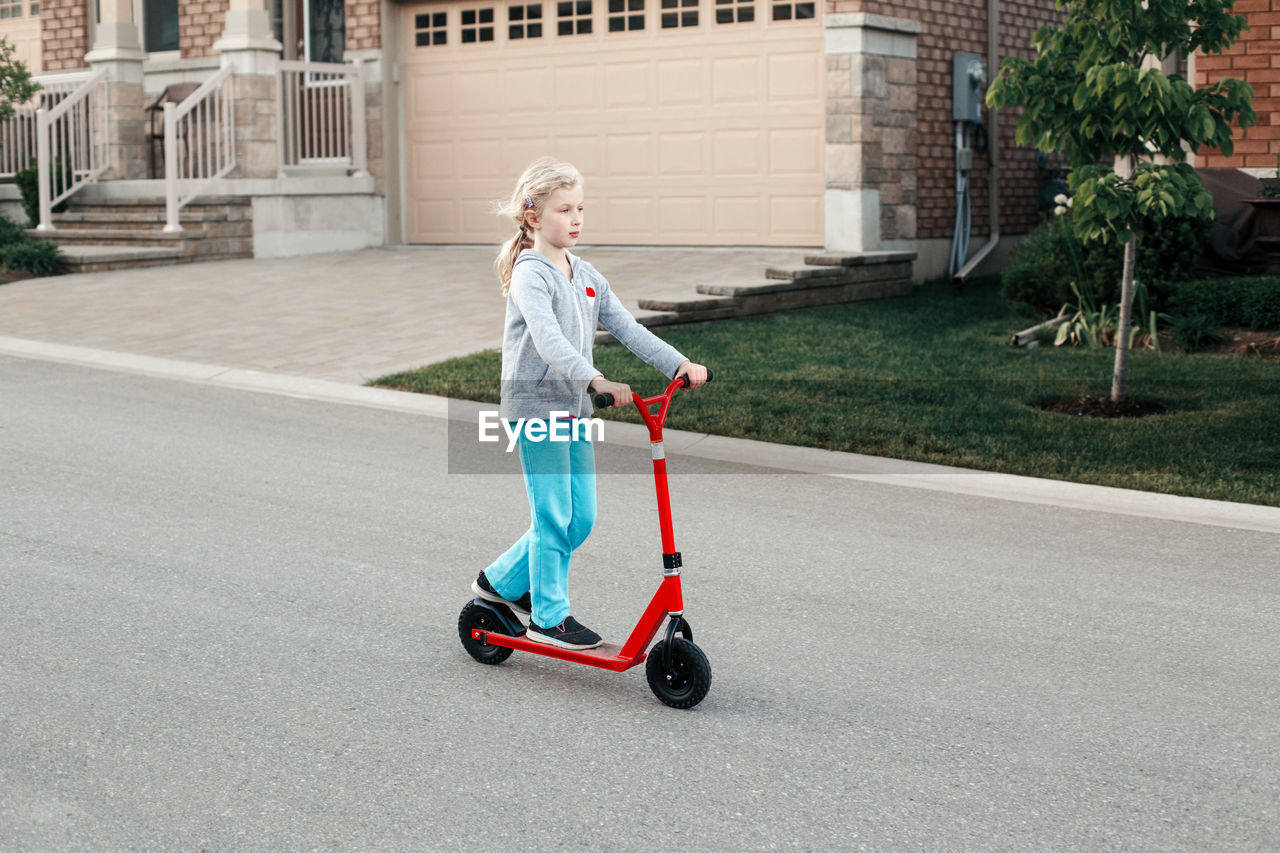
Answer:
[{"left": 493, "top": 157, "right": 583, "bottom": 296}]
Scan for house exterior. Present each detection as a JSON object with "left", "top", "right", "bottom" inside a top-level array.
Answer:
[
  {"left": 11, "top": 0, "right": 1261, "bottom": 277},
  {"left": 1192, "top": 0, "right": 1280, "bottom": 176}
]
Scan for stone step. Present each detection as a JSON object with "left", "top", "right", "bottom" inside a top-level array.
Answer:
[
  {"left": 63, "top": 195, "right": 252, "bottom": 209},
  {"left": 802, "top": 250, "right": 918, "bottom": 267},
  {"left": 707, "top": 261, "right": 915, "bottom": 297},
  {"left": 764, "top": 264, "right": 852, "bottom": 282},
  {"left": 28, "top": 227, "right": 200, "bottom": 245},
  {"left": 54, "top": 208, "right": 240, "bottom": 227},
  {"left": 635, "top": 294, "right": 739, "bottom": 314},
  {"left": 57, "top": 244, "right": 186, "bottom": 273}
]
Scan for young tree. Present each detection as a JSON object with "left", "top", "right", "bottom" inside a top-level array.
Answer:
[
  {"left": 987, "top": 0, "right": 1255, "bottom": 401},
  {"left": 0, "top": 38, "right": 37, "bottom": 121}
]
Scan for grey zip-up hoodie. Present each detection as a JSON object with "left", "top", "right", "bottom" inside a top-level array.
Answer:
[{"left": 500, "top": 249, "right": 686, "bottom": 420}]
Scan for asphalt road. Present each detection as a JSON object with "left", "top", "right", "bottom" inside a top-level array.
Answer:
[{"left": 2, "top": 355, "right": 1277, "bottom": 851}]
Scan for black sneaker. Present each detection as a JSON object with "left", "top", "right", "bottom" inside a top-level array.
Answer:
[
  {"left": 471, "top": 572, "right": 531, "bottom": 616},
  {"left": 527, "top": 616, "right": 603, "bottom": 650}
]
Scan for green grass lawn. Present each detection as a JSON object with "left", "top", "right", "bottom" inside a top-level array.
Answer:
[{"left": 372, "top": 276, "right": 1280, "bottom": 506}]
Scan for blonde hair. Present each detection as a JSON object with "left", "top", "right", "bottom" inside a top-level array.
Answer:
[{"left": 494, "top": 156, "right": 584, "bottom": 295}]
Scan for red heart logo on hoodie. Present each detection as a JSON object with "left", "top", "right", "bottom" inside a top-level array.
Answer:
[{"left": 585, "top": 287, "right": 596, "bottom": 298}]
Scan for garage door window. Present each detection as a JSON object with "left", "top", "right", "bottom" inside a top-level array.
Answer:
[
  {"left": 770, "top": 0, "right": 813, "bottom": 20},
  {"left": 415, "top": 11, "right": 447, "bottom": 45},
  {"left": 557, "top": 0, "right": 591, "bottom": 35},
  {"left": 461, "top": 7, "right": 495, "bottom": 41},
  {"left": 607, "top": 0, "right": 643, "bottom": 31},
  {"left": 714, "top": 0, "right": 751, "bottom": 24},
  {"left": 660, "top": 0, "right": 696, "bottom": 28},
  {"left": 509, "top": 3, "right": 543, "bottom": 38}
]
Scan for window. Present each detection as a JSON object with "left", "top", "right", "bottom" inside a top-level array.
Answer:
[
  {"left": 660, "top": 0, "right": 696, "bottom": 28},
  {"left": 415, "top": 11, "right": 447, "bottom": 46},
  {"left": 770, "top": 0, "right": 812, "bottom": 20},
  {"left": 307, "top": 0, "right": 346, "bottom": 62},
  {"left": 714, "top": 0, "right": 751, "bottom": 23},
  {"left": 608, "top": 0, "right": 643, "bottom": 31},
  {"left": 557, "top": 0, "right": 591, "bottom": 35},
  {"left": 29, "top": 0, "right": 37, "bottom": 12},
  {"left": 509, "top": 4, "right": 543, "bottom": 39},
  {"left": 144, "top": 0, "right": 179, "bottom": 51},
  {"left": 462, "top": 7, "right": 495, "bottom": 42}
]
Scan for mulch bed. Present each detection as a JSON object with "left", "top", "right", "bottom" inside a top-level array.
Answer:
[{"left": 1040, "top": 394, "right": 1170, "bottom": 418}]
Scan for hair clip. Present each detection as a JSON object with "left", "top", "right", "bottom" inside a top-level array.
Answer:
[{"left": 524, "top": 195, "right": 533, "bottom": 209}]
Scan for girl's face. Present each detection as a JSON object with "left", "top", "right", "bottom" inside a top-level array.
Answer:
[{"left": 528, "top": 185, "right": 584, "bottom": 252}]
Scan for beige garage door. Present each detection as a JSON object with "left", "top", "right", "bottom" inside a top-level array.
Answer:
[{"left": 401, "top": 0, "right": 824, "bottom": 245}]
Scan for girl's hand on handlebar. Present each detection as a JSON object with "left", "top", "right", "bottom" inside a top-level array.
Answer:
[
  {"left": 589, "top": 376, "right": 633, "bottom": 408},
  {"left": 676, "top": 361, "right": 709, "bottom": 389}
]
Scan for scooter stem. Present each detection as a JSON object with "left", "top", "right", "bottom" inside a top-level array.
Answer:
[{"left": 631, "top": 376, "right": 689, "bottom": 569}]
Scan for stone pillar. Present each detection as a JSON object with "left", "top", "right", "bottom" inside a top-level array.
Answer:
[
  {"left": 214, "top": 0, "right": 283, "bottom": 178},
  {"left": 84, "top": 0, "right": 147, "bottom": 179},
  {"left": 823, "top": 13, "right": 920, "bottom": 253}
]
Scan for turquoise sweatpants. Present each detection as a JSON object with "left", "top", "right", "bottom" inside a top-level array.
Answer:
[{"left": 484, "top": 430, "right": 597, "bottom": 629}]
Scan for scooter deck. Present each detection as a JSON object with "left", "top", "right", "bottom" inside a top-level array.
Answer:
[{"left": 472, "top": 629, "right": 645, "bottom": 672}]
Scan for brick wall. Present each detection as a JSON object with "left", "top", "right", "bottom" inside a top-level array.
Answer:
[
  {"left": 825, "top": 0, "right": 1061, "bottom": 239},
  {"left": 347, "top": 0, "right": 381, "bottom": 50},
  {"left": 1195, "top": 0, "right": 1280, "bottom": 170},
  {"left": 40, "top": 0, "right": 88, "bottom": 71},
  {"left": 180, "top": 0, "right": 229, "bottom": 58}
]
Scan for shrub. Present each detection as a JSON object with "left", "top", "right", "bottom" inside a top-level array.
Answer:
[
  {"left": 0, "top": 212, "right": 26, "bottom": 247},
  {"left": 1168, "top": 314, "right": 1223, "bottom": 351},
  {"left": 1002, "top": 211, "right": 1211, "bottom": 315},
  {"left": 1164, "top": 277, "right": 1280, "bottom": 330},
  {"left": 2, "top": 239, "right": 63, "bottom": 276},
  {"left": 13, "top": 158, "right": 71, "bottom": 227}
]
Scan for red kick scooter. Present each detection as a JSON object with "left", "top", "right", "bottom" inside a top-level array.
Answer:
[{"left": 458, "top": 371, "right": 713, "bottom": 709}]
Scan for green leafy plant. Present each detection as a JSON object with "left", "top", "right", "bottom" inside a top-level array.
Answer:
[
  {"left": 14, "top": 158, "right": 72, "bottom": 227},
  {"left": 0, "top": 212, "right": 26, "bottom": 247},
  {"left": 988, "top": 0, "right": 1255, "bottom": 401},
  {"left": 0, "top": 37, "right": 36, "bottom": 121},
  {"left": 1054, "top": 280, "right": 1167, "bottom": 350},
  {"left": 2, "top": 238, "right": 63, "bottom": 275},
  {"left": 1168, "top": 313, "right": 1224, "bottom": 352}
]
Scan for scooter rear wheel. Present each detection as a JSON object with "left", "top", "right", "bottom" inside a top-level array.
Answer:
[
  {"left": 458, "top": 601, "right": 514, "bottom": 665},
  {"left": 646, "top": 638, "right": 711, "bottom": 709}
]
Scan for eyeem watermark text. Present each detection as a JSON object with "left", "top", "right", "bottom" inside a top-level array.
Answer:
[{"left": 478, "top": 411, "right": 606, "bottom": 452}]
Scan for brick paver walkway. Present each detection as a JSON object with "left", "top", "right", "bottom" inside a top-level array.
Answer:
[{"left": 0, "top": 245, "right": 811, "bottom": 384}]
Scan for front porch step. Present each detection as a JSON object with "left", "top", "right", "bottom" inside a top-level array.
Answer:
[
  {"left": 29, "top": 227, "right": 196, "bottom": 245},
  {"left": 55, "top": 244, "right": 185, "bottom": 274},
  {"left": 29, "top": 196, "right": 254, "bottom": 270}
]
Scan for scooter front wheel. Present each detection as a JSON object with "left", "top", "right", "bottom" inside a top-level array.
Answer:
[
  {"left": 646, "top": 638, "right": 711, "bottom": 709},
  {"left": 458, "top": 601, "right": 514, "bottom": 665}
]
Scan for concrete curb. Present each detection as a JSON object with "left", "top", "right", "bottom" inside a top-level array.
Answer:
[{"left": 3, "top": 334, "right": 1278, "bottom": 534}]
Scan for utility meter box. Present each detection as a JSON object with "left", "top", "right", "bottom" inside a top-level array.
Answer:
[{"left": 953, "top": 52, "right": 986, "bottom": 122}]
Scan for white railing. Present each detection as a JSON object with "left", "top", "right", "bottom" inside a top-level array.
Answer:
[
  {"left": 276, "top": 59, "right": 367, "bottom": 176},
  {"left": 163, "top": 65, "right": 236, "bottom": 232},
  {"left": 36, "top": 68, "right": 109, "bottom": 230},
  {"left": 0, "top": 71, "right": 96, "bottom": 179}
]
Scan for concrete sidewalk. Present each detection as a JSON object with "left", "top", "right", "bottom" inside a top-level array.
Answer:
[{"left": 0, "top": 245, "right": 811, "bottom": 384}]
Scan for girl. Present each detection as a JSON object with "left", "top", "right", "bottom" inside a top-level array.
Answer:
[{"left": 471, "top": 156, "right": 708, "bottom": 651}]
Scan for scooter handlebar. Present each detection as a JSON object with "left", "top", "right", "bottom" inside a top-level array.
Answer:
[{"left": 593, "top": 368, "right": 713, "bottom": 409}]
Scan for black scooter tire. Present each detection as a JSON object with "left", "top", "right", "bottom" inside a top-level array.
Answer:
[
  {"left": 458, "top": 601, "right": 515, "bottom": 665},
  {"left": 646, "top": 638, "right": 711, "bottom": 709}
]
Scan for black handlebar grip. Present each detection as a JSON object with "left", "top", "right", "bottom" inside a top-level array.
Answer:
[{"left": 677, "top": 368, "right": 715, "bottom": 388}]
